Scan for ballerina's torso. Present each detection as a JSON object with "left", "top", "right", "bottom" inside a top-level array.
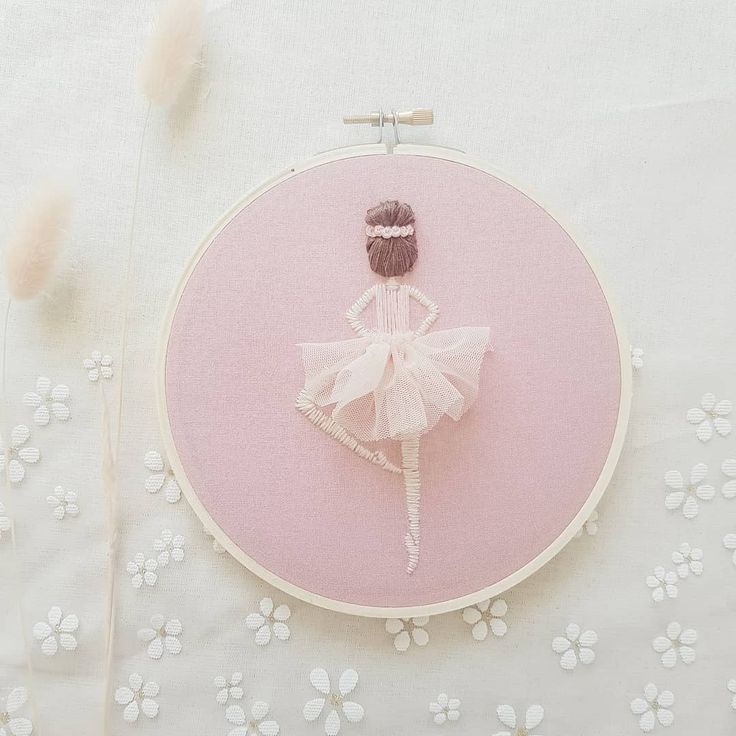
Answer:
[
  {"left": 347, "top": 278, "right": 438, "bottom": 342},
  {"left": 373, "top": 280, "right": 412, "bottom": 335}
]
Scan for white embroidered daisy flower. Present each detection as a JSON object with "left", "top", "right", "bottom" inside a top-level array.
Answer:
[
  {"left": 492, "top": 704, "right": 544, "bottom": 736},
  {"left": 429, "top": 693, "right": 460, "bottom": 725},
  {"left": 630, "top": 683, "right": 674, "bottom": 732},
  {"left": 32, "top": 606, "right": 78, "bottom": 656},
  {"left": 0, "top": 425, "right": 40, "bottom": 484},
  {"left": 462, "top": 598, "right": 508, "bottom": 641},
  {"left": 664, "top": 463, "right": 714, "bottom": 519},
  {"left": 83, "top": 351, "right": 113, "bottom": 382},
  {"left": 246, "top": 597, "right": 290, "bottom": 645},
  {"left": 144, "top": 450, "right": 181, "bottom": 503},
  {"left": 153, "top": 528, "right": 184, "bottom": 566},
  {"left": 722, "top": 458, "right": 736, "bottom": 499},
  {"left": 226, "top": 701, "right": 279, "bottom": 736},
  {"left": 127, "top": 553, "right": 158, "bottom": 588},
  {"left": 385, "top": 617, "right": 429, "bottom": 651},
  {"left": 114, "top": 674, "right": 159, "bottom": 722},
  {"left": 303, "top": 668, "right": 364, "bottom": 735},
  {"left": 630, "top": 346, "right": 644, "bottom": 370},
  {"left": 46, "top": 486, "right": 79, "bottom": 520},
  {"left": 204, "top": 525, "right": 226, "bottom": 553},
  {"left": 137, "top": 614, "right": 182, "bottom": 659},
  {"left": 0, "top": 686, "right": 33, "bottom": 736},
  {"left": 652, "top": 622, "right": 696, "bottom": 668},
  {"left": 723, "top": 532, "right": 736, "bottom": 566},
  {"left": 215, "top": 673, "right": 244, "bottom": 705},
  {"left": 728, "top": 679, "right": 736, "bottom": 710},
  {"left": 687, "top": 392, "right": 732, "bottom": 441},
  {"left": 671, "top": 542, "right": 703, "bottom": 578},
  {"left": 552, "top": 623, "right": 597, "bottom": 670},
  {"left": 646, "top": 567, "right": 678, "bottom": 602},
  {"left": 23, "top": 376, "right": 70, "bottom": 425},
  {"left": 0, "top": 502, "right": 11, "bottom": 541},
  {"left": 574, "top": 509, "right": 599, "bottom": 537}
]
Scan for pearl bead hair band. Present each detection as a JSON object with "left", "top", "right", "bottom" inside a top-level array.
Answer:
[{"left": 365, "top": 224, "right": 415, "bottom": 239}]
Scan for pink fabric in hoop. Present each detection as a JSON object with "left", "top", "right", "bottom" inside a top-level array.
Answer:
[{"left": 162, "top": 151, "right": 626, "bottom": 612}]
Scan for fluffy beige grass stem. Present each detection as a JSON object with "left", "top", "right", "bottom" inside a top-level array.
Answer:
[
  {"left": 3, "top": 185, "right": 70, "bottom": 300},
  {"left": 103, "top": 2, "right": 205, "bottom": 732},
  {"left": 1, "top": 183, "right": 71, "bottom": 736},
  {"left": 138, "top": 0, "right": 205, "bottom": 107},
  {"left": 101, "top": 99, "right": 150, "bottom": 736}
]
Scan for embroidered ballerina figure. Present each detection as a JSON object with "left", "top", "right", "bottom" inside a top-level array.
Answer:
[{"left": 296, "top": 201, "right": 490, "bottom": 573}]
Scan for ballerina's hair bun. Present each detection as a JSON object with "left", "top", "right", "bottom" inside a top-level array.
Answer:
[{"left": 364, "top": 200, "right": 418, "bottom": 278}]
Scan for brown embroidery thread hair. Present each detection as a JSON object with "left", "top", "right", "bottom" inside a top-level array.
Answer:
[{"left": 365, "top": 200, "right": 418, "bottom": 277}]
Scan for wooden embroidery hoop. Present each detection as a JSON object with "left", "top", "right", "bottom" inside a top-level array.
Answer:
[{"left": 157, "top": 114, "right": 632, "bottom": 618}]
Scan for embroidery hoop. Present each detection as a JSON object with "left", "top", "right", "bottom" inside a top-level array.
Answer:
[{"left": 157, "top": 136, "right": 632, "bottom": 618}]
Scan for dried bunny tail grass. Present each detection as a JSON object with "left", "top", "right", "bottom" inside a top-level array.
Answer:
[
  {"left": 2, "top": 185, "right": 71, "bottom": 301},
  {"left": 0, "top": 182, "right": 68, "bottom": 733},
  {"left": 138, "top": 0, "right": 205, "bottom": 107}
]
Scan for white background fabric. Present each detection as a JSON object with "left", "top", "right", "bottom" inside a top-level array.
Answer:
[{"left": 1, "top": 1, "right": 735, "bottom": 734}]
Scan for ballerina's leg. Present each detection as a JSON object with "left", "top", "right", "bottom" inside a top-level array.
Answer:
[
  {"left": 401, "top": 436, "right": 421, "bottom": 574},
  {"left": 295, "top": 390, "right": 402, "bottom": 474}
]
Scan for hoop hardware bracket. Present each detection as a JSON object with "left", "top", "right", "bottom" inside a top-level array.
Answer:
[{"left": 343, "top": 108, "right": 434, "bottom": 147}]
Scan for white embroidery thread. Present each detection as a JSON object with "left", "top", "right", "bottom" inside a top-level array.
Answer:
[
  {"left": 144, "top": 450, "right": 181, "bottom": 503},
  {"left": 672, "top": 542, "right": 703, "bottom": 578},
  {"left": 401, "top": 435, "right": 421, "bottom": 573},
  {"left": 0, "top": 687, "right": 33, "bottom": 736},
  {"left": 246, "top": 597, "right": 291, "bottom": 645},
  {"left": 429, "top": 693, "right": 461, "bottom": 725},
  {"left": 663, "top": 463, "right": 714, "bottom": 519},
  {"left": 686, "top": 392, "right": 732, "bottom": 441},
  {"left": 723, "top": 532, "right": 736, "bottom": 566},
  {"left": 630, "top": 683, "right": 674, "bottom": 732},
  {"left": 303, "top": 668, "right": 364, "bottom": 735},
  {"left": 552, "top": 623, "right": 597, "bottom": 670},
  {"left": 385, "top": 617, "right": 429, "bottom": 651},
  {"left": 127, "top": 553, "right": 158, "bottom": 588},
  {"left": 295, "top": 390, "right": 401, "bottom": 474},
  {"left": 646, "top": 566, "right": 678, "bottom": 602},
  {"left": 114, "top": 674, "right": 159, "bottom": 722},
  {"left": 83, "top": 350, "right": 113, "bottom": 382},
  {"left": 462, "top": 598, "right": 508, "bottom": 641},
  {"left": 0, "top": 501, "right": 11, "bottom": 541},
  {"left": 492, "top": 704, "right": 544, "bottom": 736},
  {"left": 215, "top": 673, "right": 244, "bottom": 705},
  {"left": 32, "top": 606, "right": 79, "bottom": 656},
  {"left": 46, "top": 486, "right": 79, "bottom": 520},
  {"left": 226, "top": 700, "right": 279, "bottom": 736},
  {"left": 652, "top": 622, "right": 696, "bottom": 668},
  {"left": 137, "top": 614, "right": 182, "bottom": 659},
  {"left": 23, "top": 376, "right": 70, "bottom": 425},
  {"left": 0, "top": 425, "right": 40, "bottom": 484},
  {"left": 722, "top": 458, "right": 736, "bottom": 498}
]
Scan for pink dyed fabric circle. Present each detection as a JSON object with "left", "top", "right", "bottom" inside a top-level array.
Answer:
[{"left": 163, "top": 152, "right": 623, "bottom": 610}]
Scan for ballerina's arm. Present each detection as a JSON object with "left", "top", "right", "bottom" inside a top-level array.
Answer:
[
  {"left": 408, "top": 285, "right": 440, "bottom": 336},
  {"left": 345, "top": 284, "right": 378, "bottom": 336}
]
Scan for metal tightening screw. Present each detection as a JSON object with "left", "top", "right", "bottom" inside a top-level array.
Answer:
[{"left": 342, "top": 109, "right": 434, "bottom": 127}]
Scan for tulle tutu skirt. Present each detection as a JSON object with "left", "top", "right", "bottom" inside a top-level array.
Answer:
[{"left": 299, "top": 327, "right": 491, "bottom": 442}]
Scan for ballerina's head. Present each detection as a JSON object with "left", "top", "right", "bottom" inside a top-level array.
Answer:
[{"left": 364, "top": 200, "right": 417, "bottom": 278}]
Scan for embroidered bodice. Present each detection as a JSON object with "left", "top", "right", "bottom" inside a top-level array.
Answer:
[
  {"left": 374, "top": 282, "right": 411, "bottom": 334},
  {"left": 345, "top": 279, "right": 439, "bottom": 339}
]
